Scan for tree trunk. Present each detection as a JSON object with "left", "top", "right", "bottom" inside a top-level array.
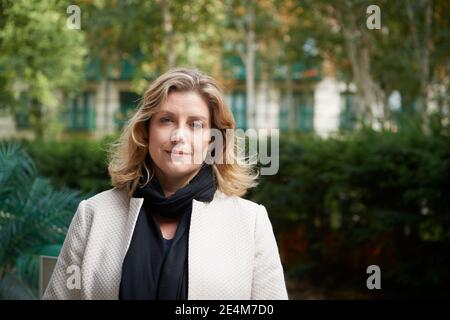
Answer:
[
  {"left": 101, "top": 60, "right": 111, "bottom": 134},
  {"left": 285, "top": 66, "right": 295, "bottom": 131},
  {"left": 406, "top": 0, "right": 432, "bottom": 120},
  {"left": 336, "top": 3, "right": 385, "bottom": 128},
  {"left": 104, "top": 79, "right": 111, "bottom": 133},
  {"left": 161, "top": 0, "right": 175, "bottom": 69},
  {"left": 30, "top": 98, "right": 44, "bottom": 139},
  {"left": 245, "top": 0, "right": 256, "bottom": 129},
  {"left": 382, "top": 91, "right": 389, "bottom": 130}
]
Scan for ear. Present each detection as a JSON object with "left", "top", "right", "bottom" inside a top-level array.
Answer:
[{"left": 207, "top": 137, "right": 217, "bottom": 157}]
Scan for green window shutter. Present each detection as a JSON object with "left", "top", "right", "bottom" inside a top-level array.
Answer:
[
  {"left": 86, "top": 91, "right": 96, "bottom": 130},
  {"left": 295, "top": 92, "right": 314, "bottom": 133},
  {"left": 339, "top": 92, "right": 356, "bottom": 130},
  {"left": 62, "top": 95, "right": 72, "bottom": 130},
  {"left": 61, "top": 96, "right": 70, "bottom": 130},
  {"left": 63, "top": 91, "right": 96, "bottom": 131},
  {"left": 73, "top": 96, "right": 80, "bottom": 129},
  {"left": 15, "top": 95, "right": 32, "bottom": 129},
  {"left": 231, "top": 91, "right": 247, "bottom": 130},
  {"left": 82, "top": 94, "right": 88, "bottom": 129},
  {"left": 224, "top": 55, "right": 246, "bottom": 80},
  {"left": 116, "top": 91, "right": 140, "bottom": 130},
  {"left": 81, "top": 91, "right": 96, "bottom": 131},
  {"left": 279, "top": 92, "right": 289, "bottom": 131},
  {"left": 77, "top": 96, "right": 84, "bottom": 129},
  {"left": 279, "top": 91, "right": 314, "bottom": 132}
]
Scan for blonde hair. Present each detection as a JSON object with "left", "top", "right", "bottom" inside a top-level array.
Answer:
[{"left": 108, "top": 67, "right": 258, "bottom": 198}]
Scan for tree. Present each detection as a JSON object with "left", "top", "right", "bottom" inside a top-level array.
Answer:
[
  {"left": 223, "top": 0, "right": 286, "bottom": 129},
  {"left": 0, "top": 0, "right": 87, "bottom": 138},
  {"left": 271, "top": 0, "right": 322, "bottom": 131},
  {"left": 405, "top": 0, "right": 450, "bottom": 123},
  {"left": 79, "top": 0, "right": 224, "bottom": 95},
  {"left": 305, "top": 0, "right": 450, "bottom": 129},
  {"left": 307, "top": 0, "right": 386, "bottom": 127}
]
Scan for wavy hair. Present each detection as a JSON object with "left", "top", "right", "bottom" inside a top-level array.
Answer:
[{"left": 108, "top": 68, "right": 258, "bottom": 198}]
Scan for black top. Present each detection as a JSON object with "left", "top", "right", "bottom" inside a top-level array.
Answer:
[
  {"left": 163, "top": 238, "right": 174, "bottom": 252},
  {"left": 119, "top": 164, "right": 216, "bottom": 300},
  {"left": 118, "top": 204, "right": 191, "bottom": 300}
]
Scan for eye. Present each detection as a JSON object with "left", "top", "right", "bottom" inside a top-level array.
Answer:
[
  {"left": 160, "top": 117, "right": 172, "bottom": 123},
  {"left": 191, "top": 120, "right": 204, "bottom": 129}
]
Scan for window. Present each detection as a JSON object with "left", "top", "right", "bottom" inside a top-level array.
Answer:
[
  {"left": 296, "top": 92, "right": 314, "bottom": 133},
  {"left": 339, "top": 92, "right": 356, "bottom": 130},
  {"left": 279, "top": 93, "right": 289, "bottom": 131},
  {"left": 115, "top": 91, "right": 140, "bottom": 129},
  {"left": 63, "top": 91, "right": 96, "bottom": 131},
  {"left": 15, "top": 95, "right": 32, "bottom": 129},
  {"left": 279, "top": 91, "right": 314, "bottom": 132},
  {"left": 230, "top": 91, "right": 247, "bottom": 130}
]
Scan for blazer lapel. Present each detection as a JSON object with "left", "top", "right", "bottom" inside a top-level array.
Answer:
[
  {"left": 188, "top": 192, "right": 243, "bottom": 300},
  {"left": 187, "top": 191, "right": 253, "bottom": 300},
  {"left": 95, "top": 195, "right": 143, "bottom": 299},
  {"left": 188, "top": 198, "right": 209, "bottom": 300}
]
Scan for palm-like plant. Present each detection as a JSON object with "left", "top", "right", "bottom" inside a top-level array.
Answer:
[{"left": 0, "top": 142, "right": 85, "bottom": 299}]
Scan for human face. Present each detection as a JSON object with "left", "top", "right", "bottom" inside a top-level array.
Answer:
[{"left": 148, "top": 91, "right": 211, "bottom": 185}]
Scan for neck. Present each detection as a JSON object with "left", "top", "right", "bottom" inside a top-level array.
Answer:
[{"left": 153, "top": 166, "right": 202, "bottom": 198}]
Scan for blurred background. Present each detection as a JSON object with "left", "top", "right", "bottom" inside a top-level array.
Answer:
[{"left": 0, "top": 0, "right": 449, "bottom": 299}]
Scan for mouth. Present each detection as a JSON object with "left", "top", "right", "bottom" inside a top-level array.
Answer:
[{"left": 165, "top": 150, "right": 192, "bottom": 156}]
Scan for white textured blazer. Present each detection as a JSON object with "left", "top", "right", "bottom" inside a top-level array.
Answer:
[{"left": 43, "top": 187, "right": 289, "bottom": 300}]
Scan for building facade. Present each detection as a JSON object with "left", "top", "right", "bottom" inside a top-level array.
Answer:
[{"left": 1, "top": 59, "right": 360, "bottom": 139}]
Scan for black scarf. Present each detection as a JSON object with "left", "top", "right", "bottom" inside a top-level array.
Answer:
[
  {"left": 133, "top": 163, "right": 216, "bottom": 219},
  {"left": 119, "top": 164, "right": 216, "bottom": 300}
]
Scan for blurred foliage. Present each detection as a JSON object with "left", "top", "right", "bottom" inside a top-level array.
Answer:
[
  {"left": 249, "top": 114, "right": 450, "bottom": 296},
  {"left": 0, "top": 0, "right": 87, "bottom": 138},
  {"left": 0, "top": 142, "right": 85, "bottom": 299},
  {"left": 19, "top": 135, "right": 117, "bottom": 195},
  {"left": 1, "top": 115, "right": 450, "bottom": 297},
  {"left": 1, "top": 0, "right": 448, "bottom": 137}
]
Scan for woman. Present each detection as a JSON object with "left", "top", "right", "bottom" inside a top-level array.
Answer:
[{"left": 43, "top": 68, "right": 288, "bottom": 300}]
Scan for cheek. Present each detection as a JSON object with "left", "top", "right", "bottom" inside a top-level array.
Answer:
[
  {"left": 148, "top": 126, "right": 169, "bottom": 157},
  {"left": 149, "top": 125, "right": 170, "bottom": 144}
]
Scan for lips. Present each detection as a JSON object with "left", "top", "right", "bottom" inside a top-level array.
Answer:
[{"left": 165, "top": 149, "right": 192, "bottom": 156}]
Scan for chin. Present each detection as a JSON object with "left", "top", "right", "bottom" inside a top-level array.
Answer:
[{"left": 160, "top": 162, "right": 200, "bottom": 178}]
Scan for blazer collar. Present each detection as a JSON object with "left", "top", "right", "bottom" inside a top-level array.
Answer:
[{"left": 121, "top": 189, "right": 224, "bottom": 300}]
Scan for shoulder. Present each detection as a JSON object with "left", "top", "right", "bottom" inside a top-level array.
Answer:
[
  {"left": 81, "top": 187, "right": 129, "bottom": 214},
  {"left": 210, "top": 190, "right": 266, "bottom": 217},
  {"left": 208, "top": 191, "right": 274, "bottom": 242}
]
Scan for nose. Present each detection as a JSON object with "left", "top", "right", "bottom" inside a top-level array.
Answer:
[{"left": 170, "top": 127, "right": 188, "bottom": 145}]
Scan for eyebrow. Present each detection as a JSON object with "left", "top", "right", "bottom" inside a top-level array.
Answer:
[{"left": 157, "top": 111, "right": 209, "bottom": 121}]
